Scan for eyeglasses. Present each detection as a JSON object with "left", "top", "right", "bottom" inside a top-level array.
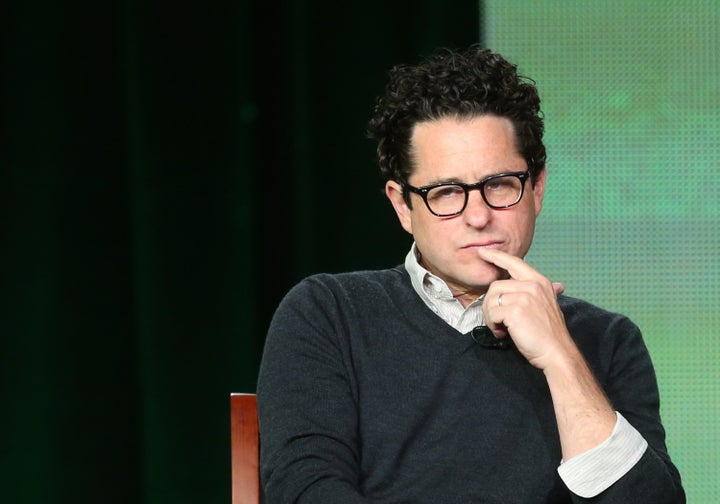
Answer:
[{"left": 404, "top": 171, "right": 530, "bottom": 217}]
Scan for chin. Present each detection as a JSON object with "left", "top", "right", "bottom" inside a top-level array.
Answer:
[{"left": 467, "top": 265, "right": 505, "bottom": 285}]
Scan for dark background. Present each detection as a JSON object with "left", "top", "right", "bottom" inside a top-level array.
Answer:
[{"left": 0, "top": 1, "right": 480, "bottom": 502}]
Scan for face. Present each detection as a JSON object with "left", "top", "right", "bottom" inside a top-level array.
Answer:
[{"left": 385, "top": 115, "right": 546, "bottom": 300}]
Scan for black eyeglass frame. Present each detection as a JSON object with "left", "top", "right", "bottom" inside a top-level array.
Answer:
[{"left": 404, "top": 171, "right": 531, "bottom": 217}]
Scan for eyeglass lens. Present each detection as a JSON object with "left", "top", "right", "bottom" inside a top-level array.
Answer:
[{"left": 426, "top": 175, "right": 523, "bottom": 215}]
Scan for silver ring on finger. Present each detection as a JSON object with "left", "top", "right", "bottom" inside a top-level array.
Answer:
[{"left": 497, "top": 293, "right": 503, "bottom": 307}]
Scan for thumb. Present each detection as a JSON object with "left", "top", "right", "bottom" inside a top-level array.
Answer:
[{"left": 552, "top": 282, "right": 565, "bottom": 296}]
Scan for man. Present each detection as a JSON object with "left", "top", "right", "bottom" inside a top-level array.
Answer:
[{"left": 256, "top": 45, "right": 685, "bottom": 503}]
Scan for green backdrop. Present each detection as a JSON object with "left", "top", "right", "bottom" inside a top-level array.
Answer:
[{"left": 487, "top": 1, "right": 719, "bottom": 502}]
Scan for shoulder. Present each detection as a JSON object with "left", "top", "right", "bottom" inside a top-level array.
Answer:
[
  {"left": 288, "top": 266, "right": 410, "bottom": 300},
  {"left": 559, "top": 294, "right": 639, "bottom": 335},
  {"left": 271, "top": 266, "right": 411, "bottom": 316},
  {"left": 266, "top": 265, "right": 417, "bottom": 350},
  {"left": 558, "top": 294, "right": 650, "bottom": 373}
]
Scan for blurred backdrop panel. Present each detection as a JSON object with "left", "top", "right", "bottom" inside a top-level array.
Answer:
[
  {"left": 487, "top": 1, "right": 719, "bottom": 502},
  {"left": 0, "top": 0, "right": 479, "bottom": 503}
]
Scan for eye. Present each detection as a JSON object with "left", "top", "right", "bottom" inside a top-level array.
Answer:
[
  {"left": 427, "top": 185, "right": 464, "bottom": 201},
  {"left": 485, "top": 177, "right": 520, "bottom": 192}
]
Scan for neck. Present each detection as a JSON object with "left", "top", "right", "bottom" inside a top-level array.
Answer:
[{"left": 452, "top": 289, "right": 483, "bottom": 308}]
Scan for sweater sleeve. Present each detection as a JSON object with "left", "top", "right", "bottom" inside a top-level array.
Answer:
[
  {"left": 256, "top": 276, "right": 373, "bottom": 503},
  {"left": 567, "top": 311, "right": 685, "bottom": 503}
]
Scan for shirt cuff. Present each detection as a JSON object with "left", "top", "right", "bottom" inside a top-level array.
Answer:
[{"left": 557, "top": 411, "right": 648, "bottom": 498}]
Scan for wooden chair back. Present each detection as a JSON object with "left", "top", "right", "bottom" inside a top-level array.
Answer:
[{"left": 230, "top": 393, "right": 260, "bottom": 504}]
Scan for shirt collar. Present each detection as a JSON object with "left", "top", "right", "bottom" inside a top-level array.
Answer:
[{"left": 404, "top": 242, "right": 485, "bottom": 332}]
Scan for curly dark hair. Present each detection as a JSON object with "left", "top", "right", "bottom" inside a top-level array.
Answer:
[{"left": 367, "top": 44, "right": 546, "bottom": 192}]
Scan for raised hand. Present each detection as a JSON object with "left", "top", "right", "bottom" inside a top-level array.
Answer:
[
  {"left": 477, "top": 247, "right": 569, "bottom": 370},
  {"left": 477, "top": 246, "right": 616, "bottom": 459}
]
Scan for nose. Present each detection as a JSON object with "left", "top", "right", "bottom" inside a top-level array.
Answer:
[{"left": 462, "top": 188, "right": 491, "bottom": 226}]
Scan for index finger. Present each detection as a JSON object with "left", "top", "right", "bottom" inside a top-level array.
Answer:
[{"left": 476, "top": 247, "right": 538, "bottom": 280}]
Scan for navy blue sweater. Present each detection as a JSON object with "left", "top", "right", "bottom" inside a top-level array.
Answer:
[{"left": 257, "top": 266, "right": 685, "bottom": 503}]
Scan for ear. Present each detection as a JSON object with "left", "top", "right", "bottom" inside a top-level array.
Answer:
[
  {"left": 532, "top": 168, "right": 547, "bottom": 217},
  {"left": 385, "top": 180, "right": 413, "bottom": 234}
]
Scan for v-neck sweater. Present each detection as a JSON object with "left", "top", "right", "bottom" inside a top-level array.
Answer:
[{"left": 257, "top": 266, "right": 685, "bottom": 503}]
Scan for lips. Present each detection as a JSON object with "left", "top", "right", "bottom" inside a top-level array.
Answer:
[{"left": 461, "top": 241, "right": 503, "bottom": 250}]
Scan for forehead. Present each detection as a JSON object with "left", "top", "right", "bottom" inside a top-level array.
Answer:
[{"left": 409, "top": 115, "right": 523, "bottom": 181}]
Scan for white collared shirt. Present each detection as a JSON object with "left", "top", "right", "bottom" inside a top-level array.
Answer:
[{"left": 405, "top": 243, "right": 484, "bottom": 334}]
